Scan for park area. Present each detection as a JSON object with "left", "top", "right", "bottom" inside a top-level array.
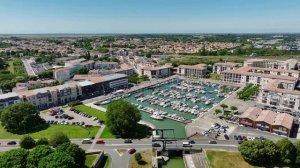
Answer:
[
  {"left": 206, "top": 150, "right": 253, "bottom": 168},
  {"left": 129, "top": 150, "right": 152, "bottom": 168},
  {"left": 74, "top": 105, "right": 107, "bottom": 122},
  {"left": 0, "top": 125, "right": 99, "bottom": 139}
]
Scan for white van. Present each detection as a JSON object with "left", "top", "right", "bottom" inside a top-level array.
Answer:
[
  {"left": 81, "top": 138, "right": 92, "bottom": 144},
  {"left": 182, "top": 141, "right": 192, "bottom": 147}
]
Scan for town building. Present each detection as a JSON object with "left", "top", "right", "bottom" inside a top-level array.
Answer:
[
  {"left": 18, "top": 82, "right": 82, "bottom": 110},
  {"left": 137, "top": 64, "right": 173, "bottom": 79},
  {"left": 213, "top": 62, "right": 240, "bottom": 74},
  {"left": 244, "top": 59, "right": 298, "bottom": 70},
  {"left": 239, "top": 107, "right": 294, "bottom": 136},
  {"left": 0, "top": 92, "right": 21, "bottom": 108},
  {"left": 257, "top": 79, "right": 300, "bottom": 117},
  {"left": 177, "top": 64, "right": 207, "bottom": 78},
  {"left": 73, "top": 73, "right": 128, "bottom": 99},
  {"left": 94, "top": 61, "right": 119, "bottom": 70},
  {"left": 221, "top": 66, "right": 299, "bottom": 86}
]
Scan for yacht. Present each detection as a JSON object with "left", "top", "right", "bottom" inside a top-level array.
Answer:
[{"left": 150, "top": 112, "right": 164, "bottom": 120}]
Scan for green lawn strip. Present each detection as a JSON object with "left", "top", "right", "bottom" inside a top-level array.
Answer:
[
  {"left": 100, "top": 126, "right": 116, "bottom": 139},
  {"left": 7, "top": 60, "right": 15, "bottom": 73},
  {"left": 163, "top": 157, "right": 185, "bottom": 168},
  {"left": 85, "top": 154, "right": 97, "bottom": 168},
  {"left": 74, "top": 105, "right": 107, "bottom": 122},
  {"left": 0, "top": 125, "right": 99, "bottom": 139},
  {"left": 206, "top": 150, "right": 253, "bottom": 168}
]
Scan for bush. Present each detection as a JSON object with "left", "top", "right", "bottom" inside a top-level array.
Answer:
[
  {"left": 36, "top": 138, "right": 49, "bottom": 146},
  {"left": 20, "top": 135, "right": 36, "bottom": 149},
  {"left": 68, "top": 101, "right": 83, "bottom": 107},
  {"left": 56, "top": 143, "right": 86, "bottom": 168},
  {"left": 135, "top": 153, "right": 142, "bottom": 162},
  {"left": 0, "top": 148, "right": 29, "bottom": 168},
  {"left": 50, "top": 132, "right": 70, "bottom": 147},
  {"left": 38, "top": 151, "right": 75, "bottom": 168},
  {"left": 26, "top": 145, "right": 54, "bottom": 168}
]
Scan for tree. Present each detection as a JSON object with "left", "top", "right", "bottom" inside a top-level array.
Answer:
[
  {"left": 263, "top": 140, "right": 280, "bottom": 165},
  {"left": 230, "top": 106, "right": 238, "bottom": 113},
  {"left": 38, "top": 151, "right": 76, "bottom": 168},
  {"left": 56, "top": 143, "right": 86, "bottom": 168},
  {"left": 27, "top": 145, "right": 54, "bottom": 168},
  {"left": 220, "top": 104, "right": 228, "bottom": 112},
  {"left": 0, "top": 148, "right": 29, "bottom": 168},
  {"left": 36, "top": 138, "right": 49, "bottom": 146},
  {"left": 106, "top": 100, "right": 141, "bottom": 138},
  {"left": 38, "top": 70, "right": 53, "bottom": 79},
  {"left": 276, "top": 138, "right": 296, "bottom": 165},
  {"left": 75, "top": 67, "right": 89, "bottom": 74},
  {"left": 294, "top": 141, "right": 300, "bottom": 166},
  {"left": 145, "top": 52, "right": 152, "bottom": 58},
  {"left": 135, "top": 153, "right": 142, "bottom": 162},
  {"left": 50, "top": 132, "right": 70, "bottom": 147},
  {"left": 214, "top": 109, "right": 222, "bottom": 116},
  {"left": 20, "top": 135, "right": 36, "bottom": 149},
  {"left": 239, "top": 140, "right": 268, "bottom": 166},
  {"left": 0, "top": 102, "right": 45, "bottom": 134}
]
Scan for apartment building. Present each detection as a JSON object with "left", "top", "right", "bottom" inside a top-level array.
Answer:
[
  {"left": 18, "top": 82, "right": 82, "bottom": 110},
  {"left": 94, "top": 61, "right": 119, "bottom": 70},
  {"left": 257, "top": 79, "right": 300, "bottom": 117},
  {"left": 53, "top": 68, "right": 71, "bottom": 81},
  {"left": 0, "top": 92, "right": 21, "bottom": 108},
  {"left": 244, "top": 59, "right": 298, "bottom": 70},
  {"left": 221, "top": 66, "right": 299, "bottom": 86},
  {"left": 73, "top": 73, "right": 128, "bottom": 99},
  {"left": 239, "top": 107, "right": 294, "bottom": 137},
  {"left": 213, "top": 62, "right": 240, "bottom": 74},
  {"left": 177, "top": 64, "right": 207, "bottom": 78},
  {"left": 137, "top": 64, "right": 173, "bottom": 79}
]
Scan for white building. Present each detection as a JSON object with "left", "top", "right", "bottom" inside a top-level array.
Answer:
[
  {"left": 221, "top": 66, "right": 299, "bottom": 86},
  {"left": 94, "top": 61, "right": 119, "bottom": 70},
  {"left": 244, "top": 59, "right": 298, "bottom": 70},
  {"left": 213, "top": 62, "right": 240, "bottom": 74},
  {"left": 0, "top": 92, "right": 21, "bottom": 108},
  {"left": 177, "top": 64, "right": 207, "bottom": 78},
  {"left": 137, "top": 64, "right": 173, "bottom": 79}
]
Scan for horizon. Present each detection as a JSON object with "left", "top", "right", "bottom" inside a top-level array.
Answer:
[{"left": 1, "top": 0, "right": 300, "bottom": 34}]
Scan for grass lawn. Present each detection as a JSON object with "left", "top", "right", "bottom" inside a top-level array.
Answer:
[
  {"left": 206, "top": 150, "right": 253, "bottom": 168},
  {"left": 100, "top": 126, "right": 116, "bottom": 139},
  {"left": 85, "top": 154, "right": 97, "bottom": 168},
  {"left": 7, "top": 60, "right": 15, "bottom": 73},
  {"left": 163, "top": 157, "right": 185, "bottom": 168},
  {"left": 74, "top": 105, "right": 107, "bottom": 122},
  {"left": 0, "top": 125, "right": 99, "bottom": 139},
  {"left": 103, "top": 154, "right": 111, "bottom": 168},
  {"left": 129, "top": 150, "right": 152, "bottom": 168}
]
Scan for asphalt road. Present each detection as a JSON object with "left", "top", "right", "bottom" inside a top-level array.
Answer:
[{"left": 0, "top": 139, "right": 239, "bottom": 167}]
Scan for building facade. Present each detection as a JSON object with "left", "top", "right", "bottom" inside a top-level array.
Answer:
[
  {"left": 0, "top": 92, "right": 21, "bottom": 108},
  {"left": 177, "top": 64, "right": 207, "bottom": 78},
  {"left": 244, "top": 59, "right": 298, "bottom": 70},
  {"left": 213, "top": 62, "right": 240, "bottom": 74}
]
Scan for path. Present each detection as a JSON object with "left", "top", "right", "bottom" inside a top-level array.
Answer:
[{"left": 89, "top": 125, "right": 106, "bottom": 151}]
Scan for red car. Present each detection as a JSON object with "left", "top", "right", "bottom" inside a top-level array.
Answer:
[
  {"left": 96, "top": 139, "right": 105, "bottom": 144},
  {"left": 128, "top": 148, "right": 136, "bottom": 154}
]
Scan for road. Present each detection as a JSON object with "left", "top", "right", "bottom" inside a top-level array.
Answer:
[{"left": 0, "top": 139, "right": 239, "bottom": 168}]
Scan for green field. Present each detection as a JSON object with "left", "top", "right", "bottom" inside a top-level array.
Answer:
[
  {"left": 0, "top": 125, "right": 99, "bottom": 139},
  {"left": 100, "top": 126, "right": 116, "bottom": 139},
  {"left": 74, "top": 105, "right": 107, "bottom": 122},
  {"left": 206, "top": 150, "right": 253, "bottom": 168},
  {"left": 129, "top": 150, "right": 152, "bottom": 168},
  {"left": 85, "top": 154, "right": 97, "bottom": 168}
]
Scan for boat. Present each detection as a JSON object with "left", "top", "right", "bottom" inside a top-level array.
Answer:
[{"left": 151, "top": 112, "right": 164, "bottom": 120}]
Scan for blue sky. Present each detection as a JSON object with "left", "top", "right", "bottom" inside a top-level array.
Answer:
[{"left": 0, "top": 0, "right": 300, "bottom": 34}]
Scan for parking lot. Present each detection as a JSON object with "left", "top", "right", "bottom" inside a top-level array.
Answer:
[{"left": 40, "top": 107, "right": 101, "bottom": 126}]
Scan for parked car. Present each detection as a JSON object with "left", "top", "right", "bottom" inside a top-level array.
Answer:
[
  {"left": 260, "top": 136, "right": 265, "bottom": 140},
  {"left": 81, "top": 139, "right": 92, "bottom": 144},
  {"left": 7, "top": 141, "right": 17, "bottom": 145},
  {"left": 209, "top": 140, "right": 217, "bottom": 144},
  {"left": 234, "top": 135, "right": 238, "bottom": 140},
  {"left": 96, "top": 139, "right": 105, "bottom": 144},
  {"left": 124, "top": 139, "right": 132, "bottom": 143},
  {"left": 224, "top": 134, "right": 229, "bottom": 140},
  {"left": 128, "top": 148, "right": 136, "bottom": 154},
  {"left": 189, "top": 140, "right": 195, "bottom": 144},
  {"left": 152, "top": 142, "right": 161, "bottom": 147}
]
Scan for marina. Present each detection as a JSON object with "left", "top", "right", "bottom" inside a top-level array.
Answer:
[{"left": 98, "top": 78, "right": 239, "bottom": 138}]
